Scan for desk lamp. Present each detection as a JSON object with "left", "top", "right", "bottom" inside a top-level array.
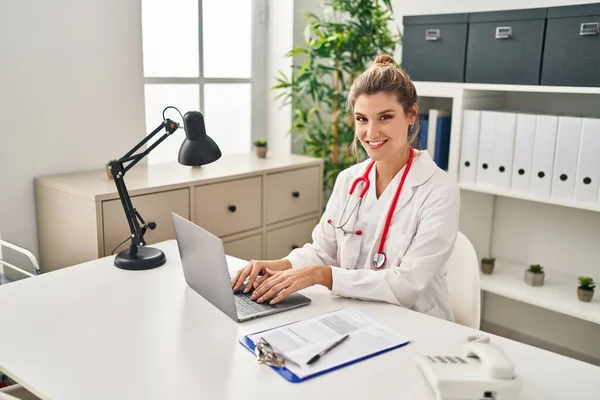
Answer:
[{"left": 108, "top": 106, "right": 221, "bottom": 271}]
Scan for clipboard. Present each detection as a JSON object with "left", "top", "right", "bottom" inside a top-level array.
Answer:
[{"left": 238, "top": 308, "right": 410, "bottom": 383}]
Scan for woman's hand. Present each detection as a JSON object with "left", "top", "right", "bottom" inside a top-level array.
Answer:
[
  {"left": 250, "top": 266, "right": 332, "bottom": 305},
  {"left": 231, "top": 259, "right": 292, "bottom": 293}
]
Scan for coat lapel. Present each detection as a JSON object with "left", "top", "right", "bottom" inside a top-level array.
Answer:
[{"left": 366, "top": 150, "right": 437, "bottom": 267}]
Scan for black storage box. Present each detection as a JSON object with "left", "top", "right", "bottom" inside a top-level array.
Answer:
[
  {"left": 541, "top": 3, "right": 600, "bottom": 87},
  {"left": 465, "top": 8, "right": 547, "bottom": 85},
  {"left": 402, "top": 13, "right": 469, "bottom": 82}
]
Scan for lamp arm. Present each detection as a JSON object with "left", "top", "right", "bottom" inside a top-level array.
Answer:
[{"left": 108, "top": 118, "right": 179, "bottom": 254}]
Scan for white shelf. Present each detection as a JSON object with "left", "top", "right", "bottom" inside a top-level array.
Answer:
[
  {"left": 459, "top": 183, "right": 600, "bottom": 213},
  {"left": 414, "top": 81, "right": 600, "bottom": 97},
  {"left": 480, "top": 260, "right": 600, "bottom": 325}
]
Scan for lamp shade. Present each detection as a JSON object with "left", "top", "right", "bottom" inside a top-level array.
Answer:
[{"left": 178, "top": 111, "right": 222, "bottom": 166}]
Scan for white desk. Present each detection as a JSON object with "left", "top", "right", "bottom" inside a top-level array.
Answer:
[{"left": 0, "top": 240, "right": 598, "bottom": 400}]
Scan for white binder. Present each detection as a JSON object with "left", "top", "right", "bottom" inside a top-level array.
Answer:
[
  {"left": 575, "top": 118, "right": 600, "bottom": 205},
  {"left": 475, "top": 111, "right": 496, "bottom": 188},
  {"left": 491, "top": 112, "right": 517, "bottom": 191},
  {"left": 551, "top": 117, "right": 582, "bottom": 202},
  {"left": 458, "top": 110, "right": 481, "bottom": 186},
  {"left": 530, "top": 115, "right": 559, "bottom": 199},
  {"left": 510, "top": 114, "right": 537, "bottom": 194}
]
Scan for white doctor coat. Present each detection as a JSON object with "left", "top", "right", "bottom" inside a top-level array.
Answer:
[{"left": 284, "top": 150, "right": 460, "bottom": 321}]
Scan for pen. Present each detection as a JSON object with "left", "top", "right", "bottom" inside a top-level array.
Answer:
[{"left": 306, "top": 334, "right": 350, "bottom": 365}]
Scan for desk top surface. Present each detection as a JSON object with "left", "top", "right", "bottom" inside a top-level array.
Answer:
[
  {"left": 33, "top": 153, "right": 322, "bottom": 201},
  {"left": 0, "top": 240, "right": 598, "bottom": 400}
]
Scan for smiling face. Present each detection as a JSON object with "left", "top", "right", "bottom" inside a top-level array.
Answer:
[{"left": 353, "top": 91, "right": 416, "bottom": 162}]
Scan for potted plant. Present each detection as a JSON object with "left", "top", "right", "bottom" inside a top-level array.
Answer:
[
  {"left": 254, "top": 139, "right": 268, "bottom": 158},
  {"left": 480, "top": 257, "right": 495, "bottom": 275},
  {"left": 273, "top": 0, "right": 401, "bottom": 198},
  {"left": 525, "top": 264, "right": 545, "bottom": 286},
  {"left": 105, "top": 160, "right": 116, "bottom": 179},
  {"left": 577, "top": 276, "right": 596, "bottom": 302}
]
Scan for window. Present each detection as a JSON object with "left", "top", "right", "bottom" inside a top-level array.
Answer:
[{"left": 141, "top": 0, "right": 266, "bottom": 164}]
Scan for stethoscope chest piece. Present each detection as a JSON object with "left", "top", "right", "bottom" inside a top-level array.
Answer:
[{"left": 373, "top": 252, "right": 386, "bottom": 270}]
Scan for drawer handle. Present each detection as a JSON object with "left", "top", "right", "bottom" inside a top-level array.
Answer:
[
  {"left": 580, "top": 22, "right": 599, "bottom": 36},
  {"left": 495, "top": 26, "right": 512, "bottom": 39},
  {"left": 147, "top": 221, "right": 157, "bottom": 230},
  {"left": 425, "top": 29, "right": 440, "bottom": 41},
  {"left": 292, "top": 191, "right": 300, "bottom": 198},
  {"left": 291, "top": 244, "right": 300, "bottom": 250},
  {"left": 228, "top": 205, "right": 237, "bottom": 213}
]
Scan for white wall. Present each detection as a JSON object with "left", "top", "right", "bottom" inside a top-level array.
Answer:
[
  {"left": 0, "top": 0, "right": 146, "bottom": 266},
  {"left": 266, "top": 0, "right": 295, "bottom": 155}
]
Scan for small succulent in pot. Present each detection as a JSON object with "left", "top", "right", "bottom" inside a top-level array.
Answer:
[
  {"left": 254, "top": 139, "right": 268, "bottom": 158},
  {"left": 525, "top": 264, "right": 545, "bottom": 286},
  {"left": 577, "top": 276, "right": 595, "bottom": 302},
  {"left": 480, "top": 257, "right": 495, "bottom": 275}
]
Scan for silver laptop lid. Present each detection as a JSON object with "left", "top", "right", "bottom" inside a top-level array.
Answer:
[{"left": 171, "top": 212, "right": 238, "bottom": 322}]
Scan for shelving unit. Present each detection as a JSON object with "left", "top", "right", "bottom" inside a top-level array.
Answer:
[
  {"left": 480, "top": 260, "right": 600, "bottom": 325},
  {"left": 414, "top": 80, "right": 600, "bottom": 364},
  {"left": 459, "top": 183, "right": 600, "bottom": 213}
]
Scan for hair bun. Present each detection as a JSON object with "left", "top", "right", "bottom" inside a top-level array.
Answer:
[{"left": 374, "top": 54, "right": 395, "bottom": 66}]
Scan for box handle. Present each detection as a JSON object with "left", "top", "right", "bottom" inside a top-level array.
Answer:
[
  {"left": 580, "top": 22, "right": 599, "bottom": 36},
  {"left": 425, "top": 29, "right": 440, "bottom": 41},
  {"left": 495, "top": 26, "right": 512, "bottom": 39}
]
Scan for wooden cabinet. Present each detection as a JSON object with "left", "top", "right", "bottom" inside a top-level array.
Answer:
[{"left": 34, "top": 153, "right": 323, "bottom": 272}]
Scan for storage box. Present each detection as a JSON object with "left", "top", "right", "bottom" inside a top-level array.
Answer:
[
  {"left": 541, "top": 3, "right": 600, "bottom": 87},
  {"left": 402, "top": 13, "right": 469, "bottom": 82},
  {"left": 465, "top": 8, "right": 547, "bottom": 85}
]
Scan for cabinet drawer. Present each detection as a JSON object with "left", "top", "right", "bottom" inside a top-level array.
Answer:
[
  {"left": 195, "top": 176, "right": 262, "bottom": 237},
  {"left": 223, "top": 234, "right": 262, "bottom": 262},
  {"left": 102, "top": 188, "right": 190, "bottom": 256},
  {"left": 266, "top": 218, "right": 319, "bottom": 260},
  {"left": 402, "top": 13, "right": 469, "bottom": 83},
  {"left": 466, "top": 8, "right": 547, "bottom": 85},
  {"left": 266, "top": 166, "right": 320, "bottom": 224}
]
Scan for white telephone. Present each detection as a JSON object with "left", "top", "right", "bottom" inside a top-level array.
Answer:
[{"left": 416, "top": 340, "right": 522, "bottom": 400}]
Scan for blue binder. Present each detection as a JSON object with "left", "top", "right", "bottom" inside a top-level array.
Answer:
[
  {"left": 433, "top": 115, "right": 452, "bottom": 170},
  {"left": 238, "top": 308, "right": 410, "bottom": 383}
]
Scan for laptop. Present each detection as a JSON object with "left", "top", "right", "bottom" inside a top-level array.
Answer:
[{"left": 171, "top": 212, "right": 311, "bottom": 322}]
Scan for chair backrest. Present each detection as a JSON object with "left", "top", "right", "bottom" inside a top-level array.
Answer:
[{"left": 445, "top": 231, "right": 481, "bottom": 329}]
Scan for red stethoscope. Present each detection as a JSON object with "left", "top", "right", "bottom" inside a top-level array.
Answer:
[{"left": 327, "top": 148, "right": 414, "bottom": 270}]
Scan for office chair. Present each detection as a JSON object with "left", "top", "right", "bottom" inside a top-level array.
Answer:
[
  {"left": 0, "top": 239, "right": 40, "bottom": 284},
  {"left": 445, "top": 231, "right": 481, "bottom": 329}
]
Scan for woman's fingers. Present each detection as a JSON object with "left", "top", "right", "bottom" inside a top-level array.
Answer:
[
  {"left": 232, "top": 263, "right": 253, "bottom": 292},
  {"left": 251, "top": 272, "right": 285, "bottom": 300},
  {"left": 244, "top": 262, "right": 263, "bottom": 293},
  {"left": 256, "top": 281, "right": 289, "bottom": 303},
  {"left": 269, "top": 287, "right": 294, "bottom": 305},
  {"left": 253, "top": 268, "right": 275, "bottom": 288}
]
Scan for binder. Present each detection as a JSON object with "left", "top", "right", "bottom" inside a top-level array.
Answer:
[
  {"left": 530, "top": 115, "right": 559, "bottom": 199},
  {"left": 575, "top": 118, "right": 600, "bottom": 205},
  {"left": 238, "top": 308, "right": 410, "bottom": 383},
  {"left": 417, "top": 114, "right": 429, "bottom": 151},
  {"left": 427, "top": 109, "right": 452, "bottom": 170},
  {"left": 459, "top": 110, "right": 480, "bottom": 186},
  {"left": 551, "top": 117, "right": 583, "bottom": 202},
  {"left": 475, "top": 111, "right": 496, "bottom": 188},
  {"left": 510, "top": 113, "right": 537, "bottom": 194},
  {"left": 491, "top": 112, "right": 517, "bottom": 191}
]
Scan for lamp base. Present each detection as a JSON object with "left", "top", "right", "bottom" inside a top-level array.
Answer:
[{"left": 114, "top": 246, "right": 166, "bottom": 270}]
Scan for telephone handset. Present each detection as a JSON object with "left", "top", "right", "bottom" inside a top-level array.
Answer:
[{"left": 416, "top": 341, "right": 522, "bottom": 400}]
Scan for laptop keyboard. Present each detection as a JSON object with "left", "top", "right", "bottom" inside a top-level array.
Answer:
[{"left": 234, "top": 288, "right": 276, "bottom": 316}]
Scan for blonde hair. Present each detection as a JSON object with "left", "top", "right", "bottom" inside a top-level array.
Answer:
[{"left": 348, "top": 54, "right": 420, "bottom": 157}]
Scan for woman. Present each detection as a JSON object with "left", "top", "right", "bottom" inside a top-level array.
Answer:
[{"left": 231, "top": 54, "right": 460, "bottom": 321}]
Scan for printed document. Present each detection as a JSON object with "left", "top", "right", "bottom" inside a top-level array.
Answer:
[{"left": 247, "top": 308, "right": 409, "bottom": 378}]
